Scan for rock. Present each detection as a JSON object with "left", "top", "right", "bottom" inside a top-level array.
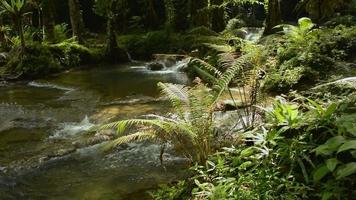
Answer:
[
  {"left": 148, "top": 62, "right": 164, "bottom": 71},
  {"left": 219, "top": 100, "right": 250, "bottom": 111},
  {"left": 313, "top": 77, "right": 356, "bottom": 90},
  {"left": 0, "top": 52, "right": 8, "bottom": 65},
  {"left": 234, "top": 29, "right": 248, "bottom": 39}
]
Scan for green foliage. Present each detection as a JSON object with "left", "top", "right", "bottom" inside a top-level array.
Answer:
[
  {"left": 0, "top": 0, "right": 26, "bottom": 15},
  {"left": 4, "top": 40, "right": 102, "bottom": 78},
  {"left": 0, "top": 0, "right": 28, "bottom": 50},
  {"left": 97, "top": 82, "right": 215, "bottom": 163},
  {"left": 118, "top": 28, "right": 220, "bottom": 60},
  {"left": 5, "top": 43, "right": 61, "bottom": 78},
  {"left": 150, "top": 181, "right": 189, "bottom": 200},
  {"left": 263, "top": 18, "right": 356, "bottom": 92},
  {"left": 296, "top": 0, "right": 347, "bottom": 22},
  {"left": 153, "top": 94, "right": 356, "bottom": 199},
  {"left": 96, "top": 48, "right": 255, "bottom": 163},
  {"left": 49, "top": 39, "right": 101, "bottom": 67},
  {"left": 53, "top": 23, "right": 69, "bottom": 43}
]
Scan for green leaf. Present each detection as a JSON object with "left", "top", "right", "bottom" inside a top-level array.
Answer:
[
  {"left": 321, "top": 192, "right": 333, "bottom": 200},
  {"left": 337, "top": 140, "right": 356, "bottom": 153},
  {"left": 238, "top": 161, "right": 253, "bottom": 170},
  {"left": 326, "top": 158, "right": 339, "bottom": 172},
  {"left": 336, "top": 162, "right": 356, "bottom": 180},
  {"left": 297, "top": 158, "right": 309, "bottom": 183},
  {"left": 314, "top": 136, "right": 345, "bottom": 156},
  {"left": 313, "top": 165, "right": 330, "bottom": 182},
  {"left": 324, "top": 103, "right": 337, "bottom": 117},
  {"left": 298, "top": 17, "right": 314, "bottom": 32},
  {"left": 240, "top": 147, "right": 255, "bottom": 158},
  {"left": 351, "top": 150, "right": 356, "bottom": 158}
]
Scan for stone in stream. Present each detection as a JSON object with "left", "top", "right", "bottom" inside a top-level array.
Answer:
[
  {"left": 215, "top": 100, "right": 250, "bottom": 112},
  {"left": 148, "top": 62, "right": 164, "bottom": 71}
]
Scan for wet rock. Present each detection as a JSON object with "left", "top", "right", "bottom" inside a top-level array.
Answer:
[
  {"left": 216, "top": 100, "right": 250, "bottom": 111},
  {"left": 40, "top": 147, "right": 77, "bottom": 163},
  {"left": 0, "top": 52, "right": 8, "bottom": 65},
  {"left": 234, "top": 29, "right": 248, "bottom": 39},
  {"left": 148, "top": 62, "right": 164, "bottom": 71},
  {"left": 0, "top": 166, "right": 7, "bottom": 173}
]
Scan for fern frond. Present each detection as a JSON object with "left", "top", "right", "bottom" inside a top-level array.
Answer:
[
  {"left": 204, "top": 43, "right": 234, "bottom": 53},
  {"left": 158, "top": 82, "right": 188, "bottom": 103},
  {"left": 111, "top": 130, "right": 157, "bottom": 147},
  {"left": 101, "top": 130, "right": 157, "bottom": 151},
  {"left": 98, "top": 119, "right": 168, "bottom": 134},
  {"left": 190, "top": 57, "right": 223, "bottom": 77},
  {"left": 158, "top": 82, "right": 189, "bottom": 119},
  {"left": 191, "top": 65, "right": 218, "bottom": 84},
  {"left": 213, "top": 54, "right": 252, "bottom": 103}
]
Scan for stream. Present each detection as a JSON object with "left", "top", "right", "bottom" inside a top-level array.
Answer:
[{"left": 0, "top": 60, "right": 190, "bottom": 199}]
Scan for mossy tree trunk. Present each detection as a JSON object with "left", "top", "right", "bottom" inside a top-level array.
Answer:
[
  {"left": 42, "top": 0, "right": 56, "bottom": 43},
  {"left": 146, "top": 0, "right": 159, "bottom": 29},
  {"left": 17, "top": 15, "right": 26, "bottom": 54},
  {"left": 105, "top": 17, "right": 128, "bottom": 63},
  {"left": 263, "top": 0, "right": 282, "bottom": 35},
  {"left": 165, "top": 0, "right": 189, "bottom": 31},
  {"left": 190, "top": 0, "right": 209, "bottom": 27},
  {"left": 211, "top": 0, "right": 225, "bottom": 32},
  {"left": 68, "top": 0, "right": 85, "bottom": 43}
]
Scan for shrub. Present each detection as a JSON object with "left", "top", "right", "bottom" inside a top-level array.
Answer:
[
  {"left": 5, "top": 44, "right": 61, "bottom": 79},
  {"left": 152, "top": 94, "right": 356, "bottom": 200},
  {"left": 263, "top": 18, "right": 356, "bottom": 93},
  {"left": 53, "top": 23, "right": 69, "bottom": 43}
]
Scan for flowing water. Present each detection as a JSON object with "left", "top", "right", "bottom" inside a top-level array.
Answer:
[{"left": 0, "top": 61, "right": 190, "bottom": 199}]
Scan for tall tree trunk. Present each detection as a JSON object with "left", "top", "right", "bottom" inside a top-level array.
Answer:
[
  {"left": 165, "top": 0, "right": 189, "bottom": 31},
  {"left": 211, "top": 0, "right": 225, "bottom": 32},
  {"left": 146, "top": 0, "right": 159, "bottom": 29},
  {"left": 14, "top": 16, "right": 25, "bottom": 55},
  {"left": 190, "top": 0, "right": 209, "bottom": 27},
  {"left": 263, "top": 0, "right": 282, "bottom": 35},
  {"left": 105, "top": 17, "right": 128, "bottom": 63},
  {"left": 42, "top": 0, "right": 56, "bottom": 43},
  {"left": 31, "top": 6, "right": 42, "bottom": 42},
  {"left": 68, "top": 0, "right": 85, "bottom": 43}
]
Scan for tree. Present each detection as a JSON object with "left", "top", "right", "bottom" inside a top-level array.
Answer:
[
  {"left": 42, "top": 0, "right": 55, "bottom": 42},
  {"left": 145, "top": 0, "right": 159, "bottom": 29},
  {"left": 263, "top": 0, "right": 282, "bottom": 35},
  {"left": 94, "top": 0, "right": 128, "bottom": 62},
  {"left": 211, "top": 0, "right": 225, "bottom": 32},
  {"left": 164, "top": 0, "right": 189, "bottom": 30},
  {"left": 0, "top": 0, "right": 27, "bottom": 52},
  {"left": 68, "top": 0, "right": 85, "bottom": 43},
  {"left": 190, "top": 0, "right": 209, "bottom": 27},
  {"left": 296, "top": 0, "right": 346, "bottom": 22}
]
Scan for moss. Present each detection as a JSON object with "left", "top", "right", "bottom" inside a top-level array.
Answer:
[
  {"left": 4, "top": 40, "right": 103, "bottom": 79},
  {"left": 5, "top": 44, "right": 62, "bottom": 79},
  {"left": 118, "top": 28, "right": 221, "bottom": 60},
  {"left": 49, "top": 39, "right": 103, "bottom": 66}
]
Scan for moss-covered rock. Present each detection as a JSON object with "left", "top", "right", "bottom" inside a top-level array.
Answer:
[
  {"left": 4, "top": 40, "right": 103, "bottom": 79},
  {"left": 49, "top": 39, "right": 103, "bottom": 66},
  {"left": 5, "top": 45, "right": 62, "bottom": 79}
]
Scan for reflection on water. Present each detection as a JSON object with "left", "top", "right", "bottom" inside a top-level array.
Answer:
[{"left": 0, "top": 61, "right": 190, "bottom": 199}]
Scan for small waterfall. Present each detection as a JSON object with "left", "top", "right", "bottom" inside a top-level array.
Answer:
[
  {"left": 28, "top": 81, "right": 74, "bottom": 92},
  {"left": 169, "top": 58, "right": 189, "bottom": 72},
  {"left": 243, "top": 27, "right": 264, "bottom": 42},
  {"left": 50, "top": 116, "right": 94, "bottom": 139},
  {"left": 126, "top": 51, "right": 133, "bottom": 62}
]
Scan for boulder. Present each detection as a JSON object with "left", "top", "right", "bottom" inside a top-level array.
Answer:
[{"left": 148, "top": 62, "right": 164, "bottom": 71}]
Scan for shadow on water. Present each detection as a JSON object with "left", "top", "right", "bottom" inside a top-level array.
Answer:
[{"left": 0, "top": 61, "right": 190, "bottom": 199}]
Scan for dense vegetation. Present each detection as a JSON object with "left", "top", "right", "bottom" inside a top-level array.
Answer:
[{"left": 0, "top": 0, "right": 355, "bottom": 199}]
